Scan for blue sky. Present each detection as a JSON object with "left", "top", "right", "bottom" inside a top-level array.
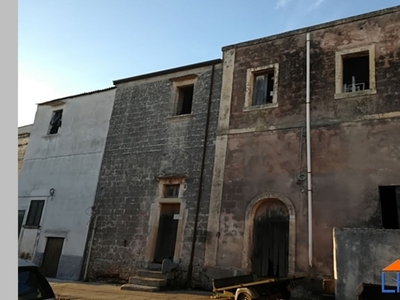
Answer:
[{"left": 18, "top": 0, "right": 400, "bottom": 126}]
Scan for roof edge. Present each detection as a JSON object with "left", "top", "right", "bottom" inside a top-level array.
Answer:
[
  {"left": 37, "top": 86, "right": 116, "bottom": 106},
  {"left": 222, "top": 5, "right": 400, "bottom": 51},
  {"left": 113, "top": 59, "right": 222, "bottom": 85}
]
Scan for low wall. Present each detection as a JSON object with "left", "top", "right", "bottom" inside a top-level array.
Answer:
[{"left": 333, "top": 228, "right": 400, "bottom": 299}]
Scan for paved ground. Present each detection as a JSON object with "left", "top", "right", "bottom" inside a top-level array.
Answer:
[{"left": 49, "top": 280, "right": 214, "bottom": 300}]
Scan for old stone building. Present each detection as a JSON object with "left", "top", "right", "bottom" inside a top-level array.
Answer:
[
  {"left": 85, "top": 60, "right": 222, "bottom": 287},
  {"left": 18, "top": 124, "right": 32, "bottom": 176},
  {"left": 18, "top": 87, "right": 116, "bottom": 281},
  {"left": 202, "top": 5, "right": 400, "bottom": 299}
]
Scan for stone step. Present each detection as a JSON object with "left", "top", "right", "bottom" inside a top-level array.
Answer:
[
  {"left": 146, "top": 263, "right": 162, "bottom": 271},
  {"left": 137, "top": 269, "right": 173, "bottom": 279},
  {"left": 322, "top": 294, "right": 335, "bottom": 299},
  {"left": 120, "top": 283, "right": 160, "bottom": 292},
  {"left": 128, "top": 276, "right": 167, "bottom": 287}
]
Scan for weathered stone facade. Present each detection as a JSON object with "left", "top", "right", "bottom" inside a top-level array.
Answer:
[
  {"left": 18, "top": 124, "right": 32, "bottom": 176},
  {"left": 86, "top": 60, "right": 222, "bottom": 287},
  {"left": 204, "top": 4, "right": 400, "bottom": 293}
]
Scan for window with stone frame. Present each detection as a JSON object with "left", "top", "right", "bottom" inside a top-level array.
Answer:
[
  {"left": 335, "top": 45, "right": 376, "bottom": 99},
  {"left": 244, "top": 63, "right": 279, "bottom": 111},
  {"left": 171, "top": 75, "right": 197, "bottom": 117}
]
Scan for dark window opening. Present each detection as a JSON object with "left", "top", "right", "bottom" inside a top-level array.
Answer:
[
  {"left": 342, "top": 53, "right": 369, "bottom": 93},
  {"left": 379, "top": 186, "right": 400, "bottom": 229},
  {"left": 164, "top": 184, "right": 180, "bottom": 198},
  {"left": 252, "top": 70, "right": 274, "bottom": 106},
  {"left": 49, "top": 110, "right": 63, "bottom": 134},
  {"left": 18, "top": 210, "right": 25, "bottom": 236},
  {"left": 176, "top": 85, "right": 194, "bottom": 115},
  {"left": 25, "top": 200, "right": 45, "bottom": 227}
]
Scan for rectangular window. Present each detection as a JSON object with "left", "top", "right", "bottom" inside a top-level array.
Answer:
[
  {"left": 48, "top": 110, "right": 63, "bottom": 135},
  {"left": 176, "top": 85, "right": 194, "bottom": 115},
  {"left": 379, "top": 186, "right": 400, "bottom": 229},
  {"left": 18, "top": 210, "right": 25, "bottom": 236},
  {"left": 163, "top": 184, "right": 180, "bottom": 198},
  {"left": 335, "top": 45, "right": 376, "bottom": 99},
  {"left": 342, "top": 53, "right": 369, "bottom": 93},
  {"left": 25, "top": 200, "right": 45, "bottom": 226},
  {"left": 244, "top": 64, "right": 279, "bottom": 111},
  {"left": 252, "top": 71, "right": 275, "bottom": 106}
]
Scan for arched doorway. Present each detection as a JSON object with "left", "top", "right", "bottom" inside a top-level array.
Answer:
[{"left": 251, "top": 199, "right": 289, "bottom": 278}]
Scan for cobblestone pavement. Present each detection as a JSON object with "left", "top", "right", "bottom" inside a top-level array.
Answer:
[{"left": 49, "top": 280, "right": 213, "bottom": 300}]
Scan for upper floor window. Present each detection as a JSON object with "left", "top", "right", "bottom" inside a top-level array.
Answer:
[
  {"left": 171, "top": 75, "right": 197, "bottom": 117},
  {"left": 253, "top": 70, "right": 275, "bottom": 105},
  {"left": 244, "top": 63, "right": 279, "bottom": 111},
  {"left": 335, "top": 45, "right": 376, "bottom": 99},
  {"left": 25, "top": 200, "right": 45, "bottom": 227},
  {"left": 48, "top": 110, "right": 63, "bottom": 135},
  {"left": 379, "top": 186, "right": 400, "bottom": 229},
  {"left": 176, "top": 85, "right": 194, "bottom": 115}
]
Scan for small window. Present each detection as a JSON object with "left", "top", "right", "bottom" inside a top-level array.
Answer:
[
  {"left": 25, "top": 200, "right": 45, "bottom": 227},
  {"left": 48, "top": 110, "right": 63, "bottom": 134},
  {"left": 379, "top": 186, "right": 400, "bottom": 229},
  {"left": 176, "top": 85, "right": 194, "bottom": 115},
  {"left": 252, "top": 71, "right": 275, "bottom": 106},
  {"left": 244, "top": 64, "right": 279, "bottom": 111},
  {"left": 335, "top": 45, "right": 376, "bottom": 99},
  {"left": 18, "top": 210, "right": 25, "bottom": 236},
  {"left": 342, "top": 53, "right": 369, "bottom": 93},
  {"left": 163, "top": 184, "right": 180, "bottom": 198}
]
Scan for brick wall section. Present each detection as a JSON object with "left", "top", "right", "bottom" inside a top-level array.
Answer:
[{"left": 86, "top": 62, "right": 222, "bottom": 283}]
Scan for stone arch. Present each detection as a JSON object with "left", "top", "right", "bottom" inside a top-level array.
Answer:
[{"left": 241, "top": 192, "right": 296, "bottom": 276}]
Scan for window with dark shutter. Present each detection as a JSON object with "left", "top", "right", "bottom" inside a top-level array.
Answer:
[
  {"left": 25, "top": 200, "right": 45, "bottom": 226},
  {"left": 49, "top": 110, "right": 63, "bottom": 134}
]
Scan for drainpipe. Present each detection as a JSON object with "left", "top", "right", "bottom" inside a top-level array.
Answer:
[
  {"left": 187, "top": 62, "right": 217, "bottom": 288},
  {"left": 83, "top": 215, "right": 97, "bottom": 281},
  {"left": 306, "top": 32, "right": 313, "bottom": 268}
]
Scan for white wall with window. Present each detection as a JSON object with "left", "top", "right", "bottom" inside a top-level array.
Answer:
[{"left": 18, "top": 87, "right": 116, "bottom": 280}]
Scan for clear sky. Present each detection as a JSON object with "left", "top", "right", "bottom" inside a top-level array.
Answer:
[{"left": 18, "top": 0, "right": 400, "bottom": 126}]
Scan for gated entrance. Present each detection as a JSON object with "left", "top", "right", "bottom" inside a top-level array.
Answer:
[
  {"left": 251, "top": 199, "right": 289, "bottom": 278},
  {"left": 41, "top": 237, "right": 64, "bottom": 278},
  {"left": 153, "top": 203, "right": 180, "bottom": 263}
]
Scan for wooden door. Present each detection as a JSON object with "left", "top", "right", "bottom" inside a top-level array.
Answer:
[
  {"left": 251, "top": 200, "right": 289, "bottom": 278},
  {"left": 153, "top": 204, "right": 180, "bottom": 263},
  {"left": 41, "top": 237, "right": 64, "bottom": 278}
]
